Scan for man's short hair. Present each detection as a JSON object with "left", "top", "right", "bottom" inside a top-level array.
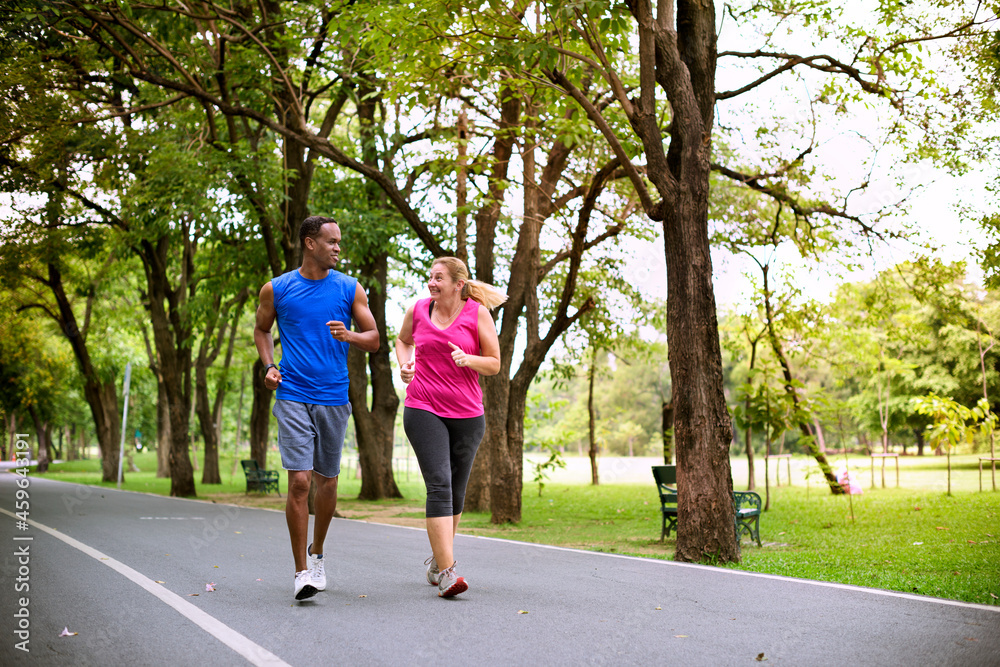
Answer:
[{"left": 299, "top": 216, "right": 339, "bottom": 246}]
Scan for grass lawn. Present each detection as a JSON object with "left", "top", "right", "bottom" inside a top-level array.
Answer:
[{"left": 21, "top": 450, "right": 1000, "bottom": 607}]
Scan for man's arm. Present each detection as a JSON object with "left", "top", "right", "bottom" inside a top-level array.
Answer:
[
  {"left": 327, "top": 282, "right": 380, "bottom": 352},
  {"left": 253, "top": 282, "right": 282, "bottom": 390}
]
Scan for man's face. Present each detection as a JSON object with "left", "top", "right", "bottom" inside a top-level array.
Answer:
[{"left": 306, "top": 222, "right": 341, "bottom": 268}]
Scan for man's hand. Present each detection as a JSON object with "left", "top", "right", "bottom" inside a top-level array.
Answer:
[
  {"left": 327, "top": 320, "right": 349, "bottom": 342},
  {"left": 264, "top": 365, "right": 283, "bottom": 391}
]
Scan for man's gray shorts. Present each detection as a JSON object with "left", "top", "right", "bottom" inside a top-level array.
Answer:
[{"left": 272, "top": 399, "right": 351, "bottom": 478}]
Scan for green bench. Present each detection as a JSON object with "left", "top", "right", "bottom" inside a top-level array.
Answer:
[
  {"left": 652, "top": 465, "right": 762, "bottom": 546},
  {"left": 241, "top": 459, "right": 280, "bottom": 496}
]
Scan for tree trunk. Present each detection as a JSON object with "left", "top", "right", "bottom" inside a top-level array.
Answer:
[
  {"left": 662, "top": 197, "right": 739, "bottom": 563},
  {"left": 156, "top": 377, "right": 171, "bottom": 477},
  {"left": 195, "top": 295, "right": 245, "bottom": 486},
  {"left": 348, "top": 297, "right": 402, "bottom": 500},
  {"left": 195, "top": 362, "right": 222, "bottom": 485},
  {"left": 27, "top": 406, "right": 51, "bottom": 473},
  {"left": 4, "top": 413, "right": 13, "bottom": 461},
  {"left": 661, "top": 399, "right": 674, "bottom": 465},
  {"left": 45, "top": 262, "right": 121, "bottom": 481},
  {"left": 349, "top": 88, "right": 402, "bottom": 501},
  {"left": 588, "top": 346, "right": 599, "bottom": 485},
  {"left": 761, "top": 266, "right": 842, "bottom": 494},
  {"left": 464, "top": 433, "right": 492, "bottom": 512},
  {"left": 914, "top": 427, "right": 925, "bottom": 457},
  {"left": 66, "top": 424, "right": 76, "bottom": 461},
  {"left": 814, "top": 420, "right": 827, "bottom": 453},
  {"left": 249, "top": 359, "right": 272, "bottom": 469},
  {"left": 464, "top": 84, "right": 522, "bottom": 513},
  {"left": 163, "top": 362, "right": 195, "bottom": 497},
  {"left": 484, "top": 113, "right": 544, "bottom": 524},
  {"left": 490, "top": 373, "right": 524, "bottom": 524},
  {"left": 141, "top": 236, "right": 196, "bottom": 497},
  {"left": 52, "top": 427, "right": 63, "bottom": 461}
]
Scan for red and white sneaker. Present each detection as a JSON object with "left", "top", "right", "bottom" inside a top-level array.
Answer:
[{"left": 437, "top": 562, "right": 468, "bottom": 597}]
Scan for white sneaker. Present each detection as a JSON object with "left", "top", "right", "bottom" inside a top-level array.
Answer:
[
  {"left": 307, "top": 543, "right": 326, "bottom": 591},
  {"left": 437, "top": 562, "right": 468, "bottom": 598},
  {"left": 424, "top": 555, "right": 441, "bottom": 585},
  {"left": 294, "top": 570, "right": 317, "bottom": 601}
]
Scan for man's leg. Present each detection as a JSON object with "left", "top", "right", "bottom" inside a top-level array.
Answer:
[
  {"left": 309, "top": 472, "right": 340, "bottom": 555},
  {"left": 308, "top": 402, "right": 350, "bottom": 557},
  {"left": 286, "top": 469, "right": 313, "bottom": 572}
]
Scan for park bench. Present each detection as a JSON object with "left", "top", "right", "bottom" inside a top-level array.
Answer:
[
  {"left": 652, "top": 465, "right": 762, "bottom": 547},
  {"left": 240, "top": 459, "right": 280, "bottom": 496}
]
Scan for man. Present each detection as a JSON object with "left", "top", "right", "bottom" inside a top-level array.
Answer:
[{"left": 254, "top": 216, "right": 380, "bottom": 601}]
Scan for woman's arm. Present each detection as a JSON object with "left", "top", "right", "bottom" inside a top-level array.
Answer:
[
  {"left": 447, "top": 304, "right": 501, "bottom": 376},
  {"left": 395, "top": 305, "right": 416, "bottom": 384}
]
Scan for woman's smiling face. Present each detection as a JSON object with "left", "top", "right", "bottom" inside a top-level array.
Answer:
[{"left": 428, "top": 262, "right": 458, "bottom": 299}]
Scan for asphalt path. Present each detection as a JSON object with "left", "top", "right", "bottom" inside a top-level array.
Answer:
[{"left": 0, "top": 473, "right": 997, "bottom": 667}]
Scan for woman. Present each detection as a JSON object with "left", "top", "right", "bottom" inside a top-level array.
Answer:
[{"left": 395, "top": 257, "right": 506, "bottom": 597}]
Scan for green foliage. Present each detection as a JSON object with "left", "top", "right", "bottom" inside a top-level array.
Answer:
[
  {"left": 913, "top": 394, "right": 997, "bottom": 452},
  {"left": 530, "top": 442, "right": 567, "bottom": 497}
]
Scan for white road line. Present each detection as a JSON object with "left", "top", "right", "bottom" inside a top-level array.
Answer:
[
  {"left": 0, "top": 508, "right": 291, "bottom": 667},
  {"left": 458, "top": 532, "right": 1000, "bottom": 614}
]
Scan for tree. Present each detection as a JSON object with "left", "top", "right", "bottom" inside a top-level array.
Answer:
[
  {"left": 913, "top": 394, "right": 996, "bottom": 495},
  {"left": 506, "top": 0, "right": 995, "bottom": 560}
]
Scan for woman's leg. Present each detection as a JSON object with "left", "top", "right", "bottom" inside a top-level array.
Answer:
[
  {"left": 426, "top": 515, "right": 455, "bottom": 569},
  {"left": 404, "top": 408, "right": 456, "bottom": 566}
]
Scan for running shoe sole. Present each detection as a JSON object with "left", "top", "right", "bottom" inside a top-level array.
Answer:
[
  {"left": 438, "top": 577, "right": 468, "bottom": 598},
  {"left": 295, "top": 584, "right": 318, "bottom": 601}
]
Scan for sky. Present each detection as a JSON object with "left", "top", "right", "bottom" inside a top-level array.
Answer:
[{"left": 621, "top": 165, "right": 992, "bottom": 316}]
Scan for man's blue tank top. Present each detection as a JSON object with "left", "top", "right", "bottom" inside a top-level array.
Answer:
[{"left": 272, "top": 269, "right": 356, "bottom": 406}]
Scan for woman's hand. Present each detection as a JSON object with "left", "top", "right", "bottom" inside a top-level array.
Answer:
[
  {"left": 448, "top": 342, "right": 470, "bottom": 368},
  {"left": 400, "top": 359, "right": 415, "bottom": 384}
]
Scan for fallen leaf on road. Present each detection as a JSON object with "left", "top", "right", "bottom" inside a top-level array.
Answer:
[
  {"left": 358, "top": 595, "right": 367, "bottom": 598},
  {"left": 235, "top": 531, "right": 242, "bottom": 534},
  {"left": 674, "top": 635, "right": 688, "bottom": 638},
  {"left": 213, "top": 565, "right": 220, "bottom": 568},
  {"left": 206, "top": 583, "right": 216, "bottom": 592},
  {"left": 155, "top": 581, "right": 165, "bottom": 584},
  {"left": 756, "top": 653, "right": 767, "bottom": 661},
  {"left": 187, "top": 594, "right": 199, "bottom": 597},
  {"left": 518, "top": 610, "right": 529, "bottom": 614},
  {"left": 654, "top": 607, "right": 662, "bottom": 611},
  {"left": 965, "top": 637, "right": 978, "bottom": 641},
  {"left": 59, "top": 628, "right": 77, "bottom": 637},
  {"left": 257, "top": 578, "right": 262, "bottom": 581}
]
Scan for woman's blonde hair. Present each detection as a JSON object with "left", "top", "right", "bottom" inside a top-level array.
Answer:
[{"left": 433, "top": 257, "right": 508, "bottom": 310}]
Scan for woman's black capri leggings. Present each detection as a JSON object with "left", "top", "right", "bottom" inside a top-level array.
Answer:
[{"left": 403, "top": 407, "right": 486, "bottom": 518}]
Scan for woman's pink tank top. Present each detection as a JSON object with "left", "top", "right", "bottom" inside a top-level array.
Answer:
[{"left": 404, "top": 297, "right": 484, "bottom": 418}]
